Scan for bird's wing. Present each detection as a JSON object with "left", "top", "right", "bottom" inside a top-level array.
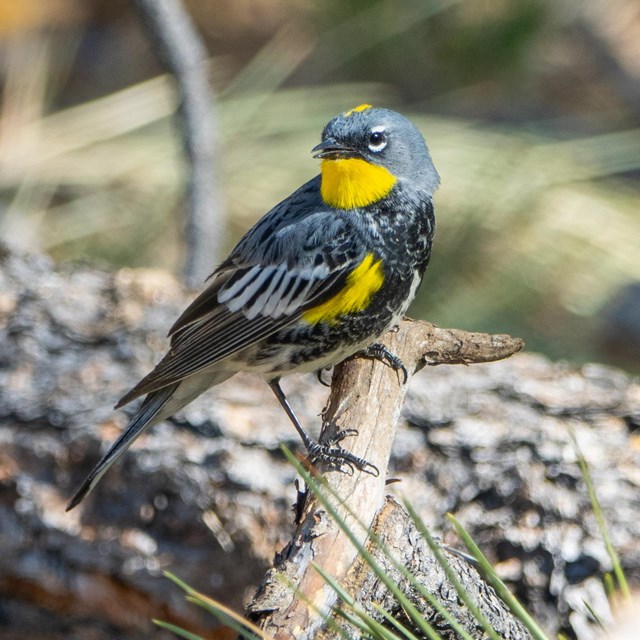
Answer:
[{"left": 116, "top": 207, "right": 368, "bottom": 407}]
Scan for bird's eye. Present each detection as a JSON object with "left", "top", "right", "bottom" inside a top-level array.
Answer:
[{"left": 368, "top": 128, "right": 387, "bottom": 152}]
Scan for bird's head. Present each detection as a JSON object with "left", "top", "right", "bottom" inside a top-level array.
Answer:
[{"left": 312, "top": 104, "right": 439, "bottom": 210}]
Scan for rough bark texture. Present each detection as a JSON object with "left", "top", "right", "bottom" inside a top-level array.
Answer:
[
  {"left": 329, "top": 497, "right": 531, "bottom": 640},
  {"left": 250, "top": 319, "right": 525, "bottom": 639},
  {"left": 1, "top": 246, "right": 639, "bottom": 639}
]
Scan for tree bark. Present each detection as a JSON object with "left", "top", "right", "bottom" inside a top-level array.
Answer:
[{"left": 249, "top": 319, "right": 528, "bottom": 639}]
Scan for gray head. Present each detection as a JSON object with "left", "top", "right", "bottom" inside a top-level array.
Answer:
[{"left": 312, "top": 105, "right": 440, "bottom": 195}]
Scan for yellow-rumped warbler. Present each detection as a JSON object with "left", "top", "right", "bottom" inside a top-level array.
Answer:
[{"left": 67, "top": 104, "right": 439, "bottom": 510}]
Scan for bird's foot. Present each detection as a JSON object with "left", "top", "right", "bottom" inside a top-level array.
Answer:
[
  {"left": 306, "top": 428, "right": 379, "bottom": 476},
  {"left": 359, "top": 343, "right": 408, "bottom": 383}
]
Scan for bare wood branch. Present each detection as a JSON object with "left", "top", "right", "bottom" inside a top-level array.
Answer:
[
  {"left": 133, "top": 0, "right": 224, "bottom": 288},
  {"left": 249, "top": 318, "right": 525, "bottom": 639}
]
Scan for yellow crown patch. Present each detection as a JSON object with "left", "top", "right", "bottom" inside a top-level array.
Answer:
[{"left": 344, "top": 104, "right": 373, "bottom": 117}]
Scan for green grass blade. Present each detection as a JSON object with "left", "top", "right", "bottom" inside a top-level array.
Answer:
[
  {"left": 162, "top": 571, "right": 270, "bottom": 640},
  {"left": 283, "top": 448, "right": 477, "bottom": 640},
  {"left": 372, "top": 603, "right": 421, "bottom": 640},
  {"left": 282, "top": 447, "right": 445, "bottom": 640},
  {"left": 333, "top": 604, "right": 397, "bottom": 640},
  {"left": 582, "top": 599, "right": 605, "bottom": 629},
  {"left": 275, "top": 566, "right": 361, "bottom": 640},
  {"left": 313, "top": 562, "right": 407, "bottom": 640},
  {"left": 331, "top": 607, "right": 384, "bottom": 640},
  {"left": 603, "top": 572, "right": 617, "bottom": 605},
  {"left": 153, "top": 619, "right": 207, "bottom": 640},
  {"left": 278, "top": 566, "right": 380, "bottom": 639},
  {"left": 447, "top": 514, "right": 551, "bottom": 640},
  {"left": 570, "top": 430, "right": 631, "bottom": 600},
  {"left": 163, "top": 570, "right": 198, "bottom": 594},
  {"left": 404, "top": 500, "right": 502, "bottom": 640},
  {"left": 361, "top": 528, "right": 477, "bottom": 640},
  {"left": 184, "top": 596, "right": 260, "bottom": 640}
]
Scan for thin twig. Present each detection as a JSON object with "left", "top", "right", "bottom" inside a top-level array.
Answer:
[{"left": 133, "top": 0, "right": 223, "bottom": 288}]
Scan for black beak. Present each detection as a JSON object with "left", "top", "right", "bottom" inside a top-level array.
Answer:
[{"left": 311, "top": 138, "right": 360, "bottom": 160}]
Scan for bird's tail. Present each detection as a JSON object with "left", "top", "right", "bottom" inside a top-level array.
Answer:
[{"left": 66, "top": 383, "right": 179, "bottom": 511}]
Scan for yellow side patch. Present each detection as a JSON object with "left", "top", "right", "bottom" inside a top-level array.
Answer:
[
  {"left": 344, "top": 103, "right": 372, "bottom": 117},
  {"left": 302, "top": 253, "right": 384, "bottom": 325},
  {"left": 320, "top": 158, "right": 396, "bottom": 210}
]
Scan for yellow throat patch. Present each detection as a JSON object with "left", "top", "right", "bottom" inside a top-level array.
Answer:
[
  {"left": 302, "top": 253, "right": 384, "bottom": 325},
  {"left": 320, "top": 158, "right": 397, "bottom": 210}
]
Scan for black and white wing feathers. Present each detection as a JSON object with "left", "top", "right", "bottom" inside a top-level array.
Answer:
[{"left": 117, "top": 186, "right": 367, "bottom": 406}]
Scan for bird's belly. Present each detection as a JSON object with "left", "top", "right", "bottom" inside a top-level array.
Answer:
[{"left": 251, "top": 269, "right": 422, "bottom": 377}]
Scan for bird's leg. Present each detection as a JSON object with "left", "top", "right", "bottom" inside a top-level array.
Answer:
[
  {"left": 359, "top": 343, "right": 408, "bottom": 384},
  {"left": 268, "top": 379, "right": 378, "bottom": 476}
]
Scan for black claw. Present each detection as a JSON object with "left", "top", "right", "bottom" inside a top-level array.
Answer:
[
  {"left": 307, "top": 429, "right": 379, "bottom": 477},
  {"left": 360, "top": 343, "right": 408, "bottom": 384},
  {"left": 316, "top": 368, "right": 332, "bottom": 387},
  {"left": 331, "top": 428, "right": 359, "bottom": 442}
]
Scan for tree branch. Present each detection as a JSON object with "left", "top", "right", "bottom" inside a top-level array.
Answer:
[
  {"left": 249, "top": 318, "right": 526, "bottom": 639},
  {"left": 133, "top": 0, "right": 224, "bottom": 288}
]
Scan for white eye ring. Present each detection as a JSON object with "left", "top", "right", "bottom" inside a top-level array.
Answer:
[{"left": 368, "top": 126, "right": 387, "bottom": 153}]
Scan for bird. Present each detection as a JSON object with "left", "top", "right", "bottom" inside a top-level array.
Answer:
[{"left": 66, "top": 104, "right": 439, "bottom": 511}]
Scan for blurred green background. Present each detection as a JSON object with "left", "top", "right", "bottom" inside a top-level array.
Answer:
[{"left": 0, "top": 0, "right": 639, "bottom": 369}]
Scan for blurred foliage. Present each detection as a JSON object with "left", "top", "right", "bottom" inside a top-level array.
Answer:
[
  {"left": 0, "top": 0, "right": 639, "bottom": 369},
  {"left": 318, "top": 0, "right": 547, "bottom": 100}
]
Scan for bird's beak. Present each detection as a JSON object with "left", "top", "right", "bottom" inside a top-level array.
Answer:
[{"left": 312, "top": 138, "right": 360, "bottom": 160}]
